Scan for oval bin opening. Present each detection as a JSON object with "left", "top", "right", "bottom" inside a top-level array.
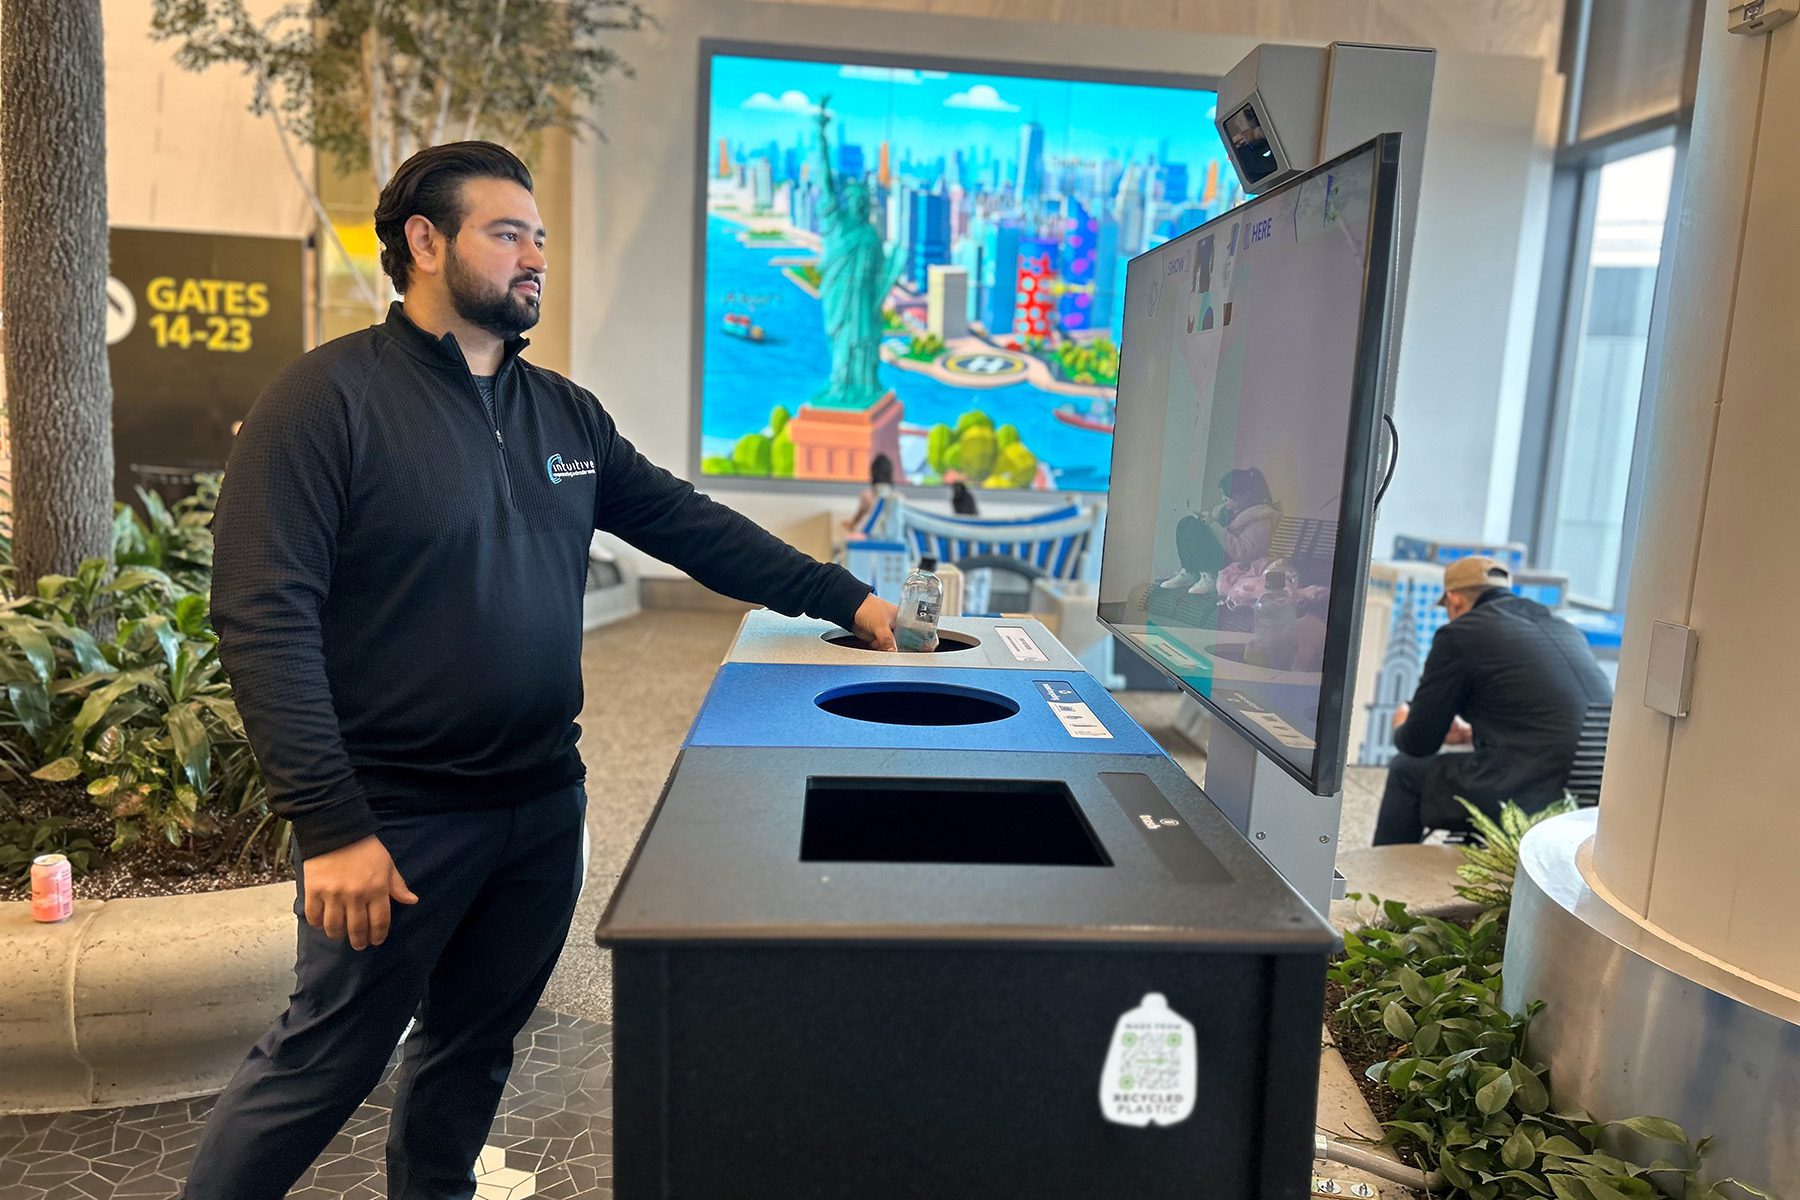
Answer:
[
  {"left": 822, "top": 630, "right": 981, "bottom": 654},
  {"left": 814, "top": 681, "right": 1019, "bottom": 727}
]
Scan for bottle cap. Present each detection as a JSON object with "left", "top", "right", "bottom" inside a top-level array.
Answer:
[{"left": 918, "top": 556, "right": 938, "bottom": 572}]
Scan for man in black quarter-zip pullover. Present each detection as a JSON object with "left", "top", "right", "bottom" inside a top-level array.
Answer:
[{"left": 182, "top": 142, "right": 899, "bottom": 1200}]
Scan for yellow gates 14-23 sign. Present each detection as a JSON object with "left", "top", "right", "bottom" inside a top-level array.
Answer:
[
  {"left": 143, "top": 276, "right": 273, "bottom": 352},
  {"left": 106, "top": 227, "right": 306, "bottom": 502}
]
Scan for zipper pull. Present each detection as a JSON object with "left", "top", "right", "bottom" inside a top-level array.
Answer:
[{"left": 495, "top": 429, "right": 505, "bottom": 445}]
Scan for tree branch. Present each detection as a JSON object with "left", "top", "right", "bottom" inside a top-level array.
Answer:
[
  {"left": 364, "top": 25, "right": 390, "bottom": 186},
  {"left": 430, "top": 70, "right": 453, "bottom": 146},
  {"left": 269, "top": 97, "right": 384, "bottom": 314},
  {"left": 461, "top": 0, "right": 509, "bottom": 140}
]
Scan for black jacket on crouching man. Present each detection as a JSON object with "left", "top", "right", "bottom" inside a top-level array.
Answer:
[
  {"left": 1390, "top": 589, "right": 1612, "bottom": 818},
  {"left": 212, "top": 303, "right": 871, "bottom": 858}
]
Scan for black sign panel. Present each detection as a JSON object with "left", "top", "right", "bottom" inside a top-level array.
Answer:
[{"left": 106, "top": 227, "right": 305, "bottom": 501}]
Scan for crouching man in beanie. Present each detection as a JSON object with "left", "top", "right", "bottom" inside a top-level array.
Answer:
[{"left": 1374, "top": 556, "right": 1611, "bottom": 845}]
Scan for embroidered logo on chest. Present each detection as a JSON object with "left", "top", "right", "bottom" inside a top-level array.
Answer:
[{"left": 546, "top": 453, "right": 596, "bottom": 484}]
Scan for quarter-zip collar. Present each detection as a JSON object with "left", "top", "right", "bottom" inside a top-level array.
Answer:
[{"left": 381, "top": 301, "right": 531, "bottom": 377}]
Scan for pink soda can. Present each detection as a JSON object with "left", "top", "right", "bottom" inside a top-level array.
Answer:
[{"left": 31, "top": 854, "right": 74, "bottom": 923}]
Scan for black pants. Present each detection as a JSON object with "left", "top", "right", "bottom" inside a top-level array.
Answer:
[
  {"left": 1174, "top": 513, "right": 1229, "bottom": 577},
  {"left": 1372, "top": 753, "right": 1475, "bottom": 845},
  {"left": 182, "top": 784, "right": 586, "bottom": 1200},
  {"left": 1374, "top": 754, "right": 1568, "bottom": 846}
]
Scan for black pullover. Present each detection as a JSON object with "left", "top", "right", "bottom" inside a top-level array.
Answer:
[
  {"left": 213, "top": 304, "right": 871, "bottom": 858},
  {"left": 1393, "top": 589, "right": 1612, "bottom": 809}
]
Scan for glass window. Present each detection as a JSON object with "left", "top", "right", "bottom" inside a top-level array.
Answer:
[{"left": 1542, "top": 145, "right": 1675, "bottom": 608}]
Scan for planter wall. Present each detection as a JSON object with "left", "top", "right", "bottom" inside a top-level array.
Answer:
[{"left": 0, "top": 882, "right": 294, "bottom": 1114}]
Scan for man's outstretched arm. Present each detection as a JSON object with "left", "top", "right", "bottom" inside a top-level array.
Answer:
[{"left": 589, "top": 399, "right": 894, "bottom": 646}]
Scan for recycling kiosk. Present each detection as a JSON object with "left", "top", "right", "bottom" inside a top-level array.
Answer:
[{"left": 597, "top": 613, "right": 1337, "bottom": 1199}]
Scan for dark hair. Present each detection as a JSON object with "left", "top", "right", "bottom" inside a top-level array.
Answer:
[
  {"left": 374, "top": 141, "right": 534, "bottom": 292},
  {"left": 1219, "top": 467, "right": 1275, "bottom": 508},
  {"left": 869, "top": 454, "right": 894, "bottom": 487},
  {"left": 951, "top": 481, "right": 978, "bottom": 515}
]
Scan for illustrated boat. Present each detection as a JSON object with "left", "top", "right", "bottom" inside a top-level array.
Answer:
[
  {"left": 1054, "top": 402, "right": 1114, "bottom": 433},
  {"left": 722, "top": 312, "right": 765, "bottom": 342}
]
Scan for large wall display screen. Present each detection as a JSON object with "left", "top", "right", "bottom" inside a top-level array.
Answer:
[
  {"left": 695, "top": 43, "right": 1242, "bottom": 495},
  {"left": 1098, "top": 137, "right": 1400, "bottom": 795}
]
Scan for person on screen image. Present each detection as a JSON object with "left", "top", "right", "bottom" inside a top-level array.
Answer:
[
  {"left": 844, "top": 453, "right": 897, "bottom": 538},
  {"left": 1160, "top": 467, "right": 1280, "bottom": 597},
  {"left": 951, "top": 480, "right": 979, "bottom": 516},
  {"left": 1373, "top": 557, "right": 1613, "bottom": 845}
]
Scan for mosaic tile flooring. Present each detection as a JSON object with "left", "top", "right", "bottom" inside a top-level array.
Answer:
[{"left": 0, "top": 1009, "right": 610, "bottom": 1200}]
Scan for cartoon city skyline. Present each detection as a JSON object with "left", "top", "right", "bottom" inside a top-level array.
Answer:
[{"left": 699, "top": 52, "right": 1246, "bottom": 493}]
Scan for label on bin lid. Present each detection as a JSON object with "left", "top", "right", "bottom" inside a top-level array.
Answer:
[
  {"left": 1100, "top": 993, "right": 1197, "bottom": 1126},
  {"left": 994, "top": 625, "right": 1049, "bottom": 662},
  {"left": 1034, "top": 680, "right": 1112, "bottom": 739}
]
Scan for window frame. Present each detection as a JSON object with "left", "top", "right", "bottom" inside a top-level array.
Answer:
[{"left": 1511, "top": 121, "right": 1687, "bottom": 612}]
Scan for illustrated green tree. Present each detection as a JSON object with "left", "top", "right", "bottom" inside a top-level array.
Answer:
[{"left": 148, "top": 0, "right": 650, "bottom": 308}]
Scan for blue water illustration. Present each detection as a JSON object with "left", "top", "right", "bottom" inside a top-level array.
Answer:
[{"left": 700, "top": 215, "right": 1113, "bottom": 492}]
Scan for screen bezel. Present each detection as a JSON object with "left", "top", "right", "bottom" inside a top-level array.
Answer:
[
  {"left": 690, "top": 38, "right": 1224, "bottom": 497},
  {"left": 1096, "top": 133, "right": 1403, "bottom": 797}
]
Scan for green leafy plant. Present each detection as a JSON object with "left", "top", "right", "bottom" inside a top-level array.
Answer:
[
  {"left": 1, "top": 476, "right": 280, "bottom": 879},
  {"left": 1453, "top": 796, "right": 1576, "bottom": 911},
  {"left": 112, "top": 477, "right": 219, "bottom": 596},
  {"left": 10, "top": 583, "right": 265, "bottom": 853},
  {"left": 0, "top": 812, "right": 97, "bottom": 884},
  {"left": 1328, "top": 802, "right": 1781, "bottom": 1200}
]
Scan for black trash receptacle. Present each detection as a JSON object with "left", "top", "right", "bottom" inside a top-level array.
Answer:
[{"left": 598, "top": 746, "right": 1336, "bottom": 1200}]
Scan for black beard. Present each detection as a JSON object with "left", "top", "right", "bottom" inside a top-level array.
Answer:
[{"left": 445, "top": 243, "right": 540, "bottom": 337}]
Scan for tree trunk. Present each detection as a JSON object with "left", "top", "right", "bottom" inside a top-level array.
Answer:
[{"left": 1, "top": 0, "right": 115, "bottom": 586}]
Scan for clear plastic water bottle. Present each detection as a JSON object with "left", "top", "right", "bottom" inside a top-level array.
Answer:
[
  {"left": 895, "top": 556, "right": 944, "bottom": 652},
  {"left": 1249, "top": 567, "right": 1297, "bottom": 670}
]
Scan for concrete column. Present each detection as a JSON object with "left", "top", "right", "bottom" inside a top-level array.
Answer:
[{"left": 1591, "top": 5, "right": 1799, "bottom": 994}]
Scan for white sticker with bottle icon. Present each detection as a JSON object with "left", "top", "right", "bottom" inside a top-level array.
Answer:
[
  {"left": 1034, "top": 680, "right": 1112, "bottom": 739},
  {"left": 1099, "top": 993, "right": 1197, "bottom": 1126}
]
